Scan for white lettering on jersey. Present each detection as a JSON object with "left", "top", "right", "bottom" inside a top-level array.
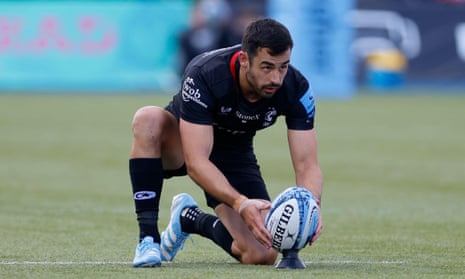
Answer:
[
  {"left": 235, "top": 111, "right": 260, "bottom": 121},
  {"left": 182, "top": 76, "right": 208, "bottom": 108}
]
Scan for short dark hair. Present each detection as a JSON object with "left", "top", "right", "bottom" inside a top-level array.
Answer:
[{"left": 241, "top": 18, "right": 294, "bottom": 59}]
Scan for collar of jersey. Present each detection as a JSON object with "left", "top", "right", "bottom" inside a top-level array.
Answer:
[{"left": 229, "top": 50, "right": 242, "bottom": 89}]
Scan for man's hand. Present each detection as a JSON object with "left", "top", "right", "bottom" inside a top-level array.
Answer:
[{"left": 233, "top": 197, "right": 272, "bottom": 249}]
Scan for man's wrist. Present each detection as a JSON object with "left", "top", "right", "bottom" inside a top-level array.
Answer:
[{"left": 232, "top": 195, "right": 248, "bottom": 213}]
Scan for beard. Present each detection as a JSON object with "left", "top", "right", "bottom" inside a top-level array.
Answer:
[{"left": 245, "top": 70, "right": 281, "bottom": 99}]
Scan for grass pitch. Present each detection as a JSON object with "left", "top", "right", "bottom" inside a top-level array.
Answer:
[{"left": 0, "top": 92, "right": 464, "bottom": 278}]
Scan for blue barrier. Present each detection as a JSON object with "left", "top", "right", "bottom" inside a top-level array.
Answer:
[{"left": 268, "top": 0, "right": 355, "bottom": 99}]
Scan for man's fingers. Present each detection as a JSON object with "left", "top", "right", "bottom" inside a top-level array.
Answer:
[
  {"left": 310, "top": 215, "right": 323, "bottom": 245},
  {"left": 251, "top": 223, "right": 272, "bottom": 249},
  {"left": 239, "top": 199, "right": 273, "bottom": 249}
]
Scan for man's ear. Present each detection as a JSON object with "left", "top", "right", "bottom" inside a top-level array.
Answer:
[{"left": 239, "top": 51, "right": 248, "bottom": 67}]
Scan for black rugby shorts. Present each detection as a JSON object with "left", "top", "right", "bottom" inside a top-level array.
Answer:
[
  {"left": 204, "top": 158, "right": 271, "bottom": 209},
  {"left": 163, "top": 159, "right": 270, "bottom": 209}
]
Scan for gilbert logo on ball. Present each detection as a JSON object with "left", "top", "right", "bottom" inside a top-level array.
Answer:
[{"left": 265, "top": 186, "right": 319, "bottom": 252}]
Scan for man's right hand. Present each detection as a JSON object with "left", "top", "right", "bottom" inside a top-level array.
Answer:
[{"left": 234, "top": 197, "right": 272, "bottom": 249}]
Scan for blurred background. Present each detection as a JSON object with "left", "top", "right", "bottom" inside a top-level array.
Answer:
[
  {"left": 1, "top": 2, "right": 464, "bottom": 276},
  {"left": 0, "top": 0, "right": 464, "bottom": 97}
]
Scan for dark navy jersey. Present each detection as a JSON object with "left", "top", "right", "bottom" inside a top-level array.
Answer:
[{"left": 165, "top": 44, "right": 316, "bottom": 157}]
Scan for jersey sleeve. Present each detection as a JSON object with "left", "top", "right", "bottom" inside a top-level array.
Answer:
[
  {"left": 285, "top": 80, "right": 316, "bottom": 130},
  {"left": 179, "top": 66, "right": 215, "bottom": 125}
]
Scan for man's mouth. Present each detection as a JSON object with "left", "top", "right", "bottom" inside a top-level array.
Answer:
[{"left": 264, "top": 86, "right": 278, "bottom": 94}]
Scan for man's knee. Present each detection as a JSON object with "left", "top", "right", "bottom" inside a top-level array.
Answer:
[{"left": 132, "top": 106, "right": 165, "bottom": 137}]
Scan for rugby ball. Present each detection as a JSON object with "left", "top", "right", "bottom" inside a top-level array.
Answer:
[{"left": 265, "top": 186, "right": 319, "bottom": 252}]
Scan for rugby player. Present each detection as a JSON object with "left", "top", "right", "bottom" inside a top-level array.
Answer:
[{"left": 129, "top": 18, "right": 323, "bottom": 267}]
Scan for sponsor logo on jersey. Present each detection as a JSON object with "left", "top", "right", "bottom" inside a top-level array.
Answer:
[
  {"left": 235, "top": 111, "right": 260, "bottom": 122},
  {"left": 182, "top": 76, "right": 208, "bottom": 108}
]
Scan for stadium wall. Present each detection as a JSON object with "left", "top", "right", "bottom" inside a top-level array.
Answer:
[
  {"left": 0, "top": 1, "right": 192, "bottom": 93},
  {"left": 1, "top": 0, "right": 464, "bottom": 94}
]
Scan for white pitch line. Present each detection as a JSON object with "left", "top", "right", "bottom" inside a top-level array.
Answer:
[
  {"left": 0, "top": 260, "right": 407, "bottom": 266},
  {"left": 0, "top": 261, "right": 132, "bottom": 265},
  {"left": 306, "top": 260, "right": 408, "bottom": 265}
]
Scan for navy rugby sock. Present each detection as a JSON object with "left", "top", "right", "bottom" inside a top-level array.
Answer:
[
  {"left": 181, "top": 207, "right": 237, "bottom": 260},
  {"left": 129, "top": 158, "right": 163, "bottom": 243}
]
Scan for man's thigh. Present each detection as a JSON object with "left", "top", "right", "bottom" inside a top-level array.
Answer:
[{"left": 204, "top": 165, "right": 271, "bottom": 209}]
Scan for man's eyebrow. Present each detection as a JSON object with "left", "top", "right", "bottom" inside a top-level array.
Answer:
[{"left": 260, "top": 60, "right": 290, "bottom": 66}]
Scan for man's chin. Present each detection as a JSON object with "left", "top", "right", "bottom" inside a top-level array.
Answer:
[{"left": 261, "top": 92, "right": 274, "bottom": 99}]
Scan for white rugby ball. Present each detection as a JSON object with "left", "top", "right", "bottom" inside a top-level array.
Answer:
[{"left": 265, "top": 186, "right": 319, "bottom": 252}]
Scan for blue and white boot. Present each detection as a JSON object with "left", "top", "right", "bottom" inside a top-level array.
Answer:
[
  {"left": 160, "top": 193, "right": 198, "bottom": 261},
  {"left": 132, "top": 236, "right": 161, "bottom": 267}
]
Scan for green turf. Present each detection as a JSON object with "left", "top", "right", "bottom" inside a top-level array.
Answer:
[{"left": 1, "top": 93, "right": 464, "bottom": 278}]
